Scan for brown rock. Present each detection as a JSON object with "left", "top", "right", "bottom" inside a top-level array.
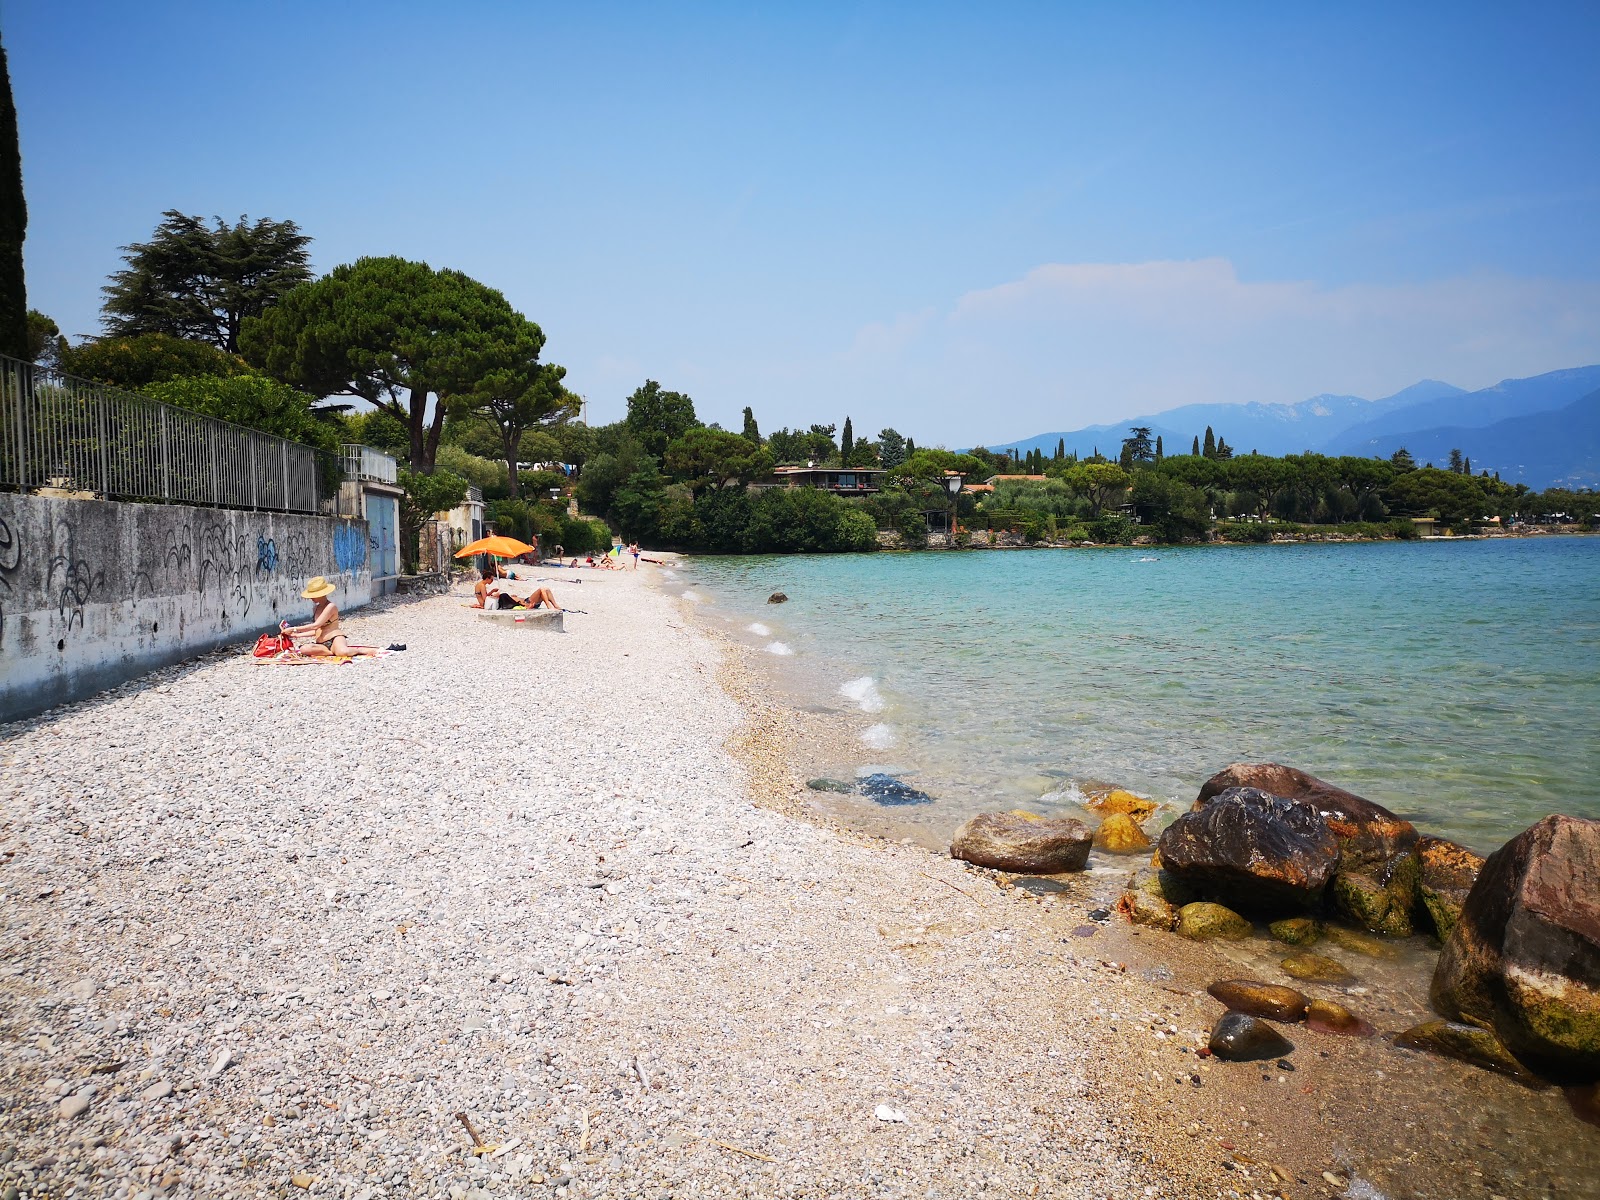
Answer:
[
  {"left": 1268, "top": 916, "right": 1323, "bottom": 946},
  {"left": 950, "top": 812, "right": 1092, "bottom": 874},
  {"left": 1207, "top": 980, "right": 1308, "bottom": 1022},
  {"left": 1176, "top": 901, "right": 1253, "bottom": 940},
  {"left": 1084, "top": 788, "right": 1161, "bottom": 824},
  {"left": 1430, "top": 814, "right": 1600, "bottom": 1083},
  {"left": 1305, "top": 998, "right": 1374, "bottom": 1037},
  {"left": 1322, "top": 924, "right": 1401, "bottom": 959},
  {"left": 1568, "top": 1082, "right": 1600, "bottom": 1128},
  {"left": 1116, "top": 870, "right": 1177, "bottom": 930},
  {"left": 1208, "top": 1013, "right": 1294, "bottom": 1061},
  {"left": 1157, "top": 787, "right": 1339, "bottom": 912},
  {"left": 1332, "top": 847, "right": 1420, "bottom": 936},
  {"left": 1195, "top": 762, "right": 1417, "bottom": 870},
  {"left": 1416, "top": 835, "right": 1485, "bottom": 940},
  {"left": 1093, "top": 813, "right": 1152, "bottom": 854},
  {"left": 1394, "top": 1019, "right": 1540, "bottom": 1084}
]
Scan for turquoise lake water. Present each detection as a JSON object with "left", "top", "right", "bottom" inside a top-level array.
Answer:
[{"left": 675, "top": 537, "right": 1600, "bottom": 855}]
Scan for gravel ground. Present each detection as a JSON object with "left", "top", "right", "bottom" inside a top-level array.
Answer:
[{"left": 0, "top": 572, "right": 1210, "bottom": 1200}]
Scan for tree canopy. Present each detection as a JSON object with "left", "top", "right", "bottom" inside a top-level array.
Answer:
[
  {"left": 144, "top": 373, "right": 338, "bottom": 455},
  {"left": 60, "top": 332, "right": 251, "bottom": 390},
  {"left": 663, "top": 427, "right": 774, "bottom": 495},
  {"left": 102, "top": 211, "right": 312, "bottom": 352},
  {"left": 451, "top": 356, "right": 575, "bottom": 498},
  {"left": 624, "top": 380, "right": 698, "bottom": 456}
]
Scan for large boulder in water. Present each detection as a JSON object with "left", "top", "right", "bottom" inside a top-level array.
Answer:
[
  {"left": 1416, "top": 835, "right": 1486, "bottom": 940},
  {"left": 1157, "top": 787, "right": 1339, "bottom": 912},
  {"left": 1196, "top": 762, "right": 1417, "bottom": 871},
  {"left": 950, "top": 812, "right": 1092, "bottom": 874},
  {"left": 1430, "top": 814, "right": 1600, "bottom": 1083}
]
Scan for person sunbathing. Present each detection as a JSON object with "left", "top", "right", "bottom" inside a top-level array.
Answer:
[
  {"left": 511, "top": 585, "right": 562, "bottom": 612},
  {"left": 285, "top": 578, "right": 379, "bottom": 657}
]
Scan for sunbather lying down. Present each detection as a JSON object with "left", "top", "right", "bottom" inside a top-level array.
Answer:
[
  {"left": 472, "top": 568, "right": 563, "bottom": 612},
  {"left": 284, "top": 577, "right": 381, "bottom": 657}
]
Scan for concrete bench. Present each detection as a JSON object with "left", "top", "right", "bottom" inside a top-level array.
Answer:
[{"left": 473, "top": 607, "right": 565, "bottom": 633}]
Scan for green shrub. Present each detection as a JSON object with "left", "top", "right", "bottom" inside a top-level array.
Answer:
[
  {"left": 1087, "top": 514, "right": 1134, "bottom": 544},
  {"left": 1217, "top": 521, "right": 1273, "bottom": 543}
]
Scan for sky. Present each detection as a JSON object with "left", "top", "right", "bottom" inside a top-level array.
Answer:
[{"left": 8, "top": 1, "right": 1600, "bottom": 446}]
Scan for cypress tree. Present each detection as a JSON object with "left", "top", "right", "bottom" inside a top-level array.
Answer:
[
  {"left": 741, "top": 406, "right": 759, "bottom": 444},
  {"left": 1203, "top": 427, "right": 1216, "bottom": 458},
  {"left": 0, "top": 36, "right": 27, "bottom": 361},
  {"left": 905, "top": 437, "right": 915, "bottom": 456},
  {"left": 1155, "top": 435, "right": 1163, "bottom": 461},
  {"left": 841, "top": 416, "right": 854, "bottom": 461},
  {"left": 1191, "top": 435, "right": 1200, "bottom": 456}
]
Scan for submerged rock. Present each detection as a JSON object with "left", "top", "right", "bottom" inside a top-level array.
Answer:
[
  {"left": 1332, "top": 846, "right": 1420, "bottom": 936},
  {"left": 1157, "top": 787, "right": 1339, "bottom": 912},
  {"left": 1195, "top": 762, "right": 1417, "bottom": 871},
  {"left": 1093, "top": 813, "right": 1151, "bottom": 854},
  {"left": 805, "top": 778, "right": 855, "bottom": 794},
  {"left": 858, "top": 774, "right": 932, "bottom": 806},
  {"left": 1268, "top": 916, "right": 1323, "bottom": 946},
  {"left": 1568, "top": 1082, "right": 1600, "bottom": 1129},
  {"left": 1280, "top": 953, "right": 1355, "bottom": 984},
  {"left": 950, "top": 812, "right": 1092, "bottom": 874},
  {"left": 1084, "top": 788, "right": 1161, "bottom": 824},
  {"left": 1322, "top": 924, "right": 1401, "bottom": 959},
  {"left": 1416, "top": 835, "right": 1486, "bottom": 940},
  {"left": 767, "top": 592, "right": 788, "bottom": 604},
  {"left": 1207, "top": 980, "right": 1308, "bottom": 1022},
  {"left": 1208, "top": 1013, "right": 1294, "bottom": 1062},
  {"left": 1394, "top": 1019, "right": 1540, "bottom": 1084},
  {"left": 1430, "top": 814, "right": 1600, "bottom": 1083},
  {"left": 1305, "top": 999, "right": 1375, "bottom": 1037},
  {"left": 1176, "top": 902, "right": 1252, "bottom": 941}
]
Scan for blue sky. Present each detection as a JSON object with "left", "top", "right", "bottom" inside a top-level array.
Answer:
[{"left": 9, "top": 1, "right": 1600, "bottom": 445}]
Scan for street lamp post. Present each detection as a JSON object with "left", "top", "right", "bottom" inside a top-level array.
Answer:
[{"left": 945, "top": 473, "right": 963, "bottom": 544}]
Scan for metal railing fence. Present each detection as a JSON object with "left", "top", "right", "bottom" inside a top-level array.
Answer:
[
  {"left": 341, "top": 442, "right": 398, "bottom": 485},
  {"left": 0, "top": 354, "right": 333, "bottom": 513}
]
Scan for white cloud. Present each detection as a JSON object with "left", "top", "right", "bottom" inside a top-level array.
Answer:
[{"left": 834, "top": 259, "right": 1600, "bottom": 442}]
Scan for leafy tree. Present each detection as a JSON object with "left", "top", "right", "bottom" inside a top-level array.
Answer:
[
  {"left": 1390, "top": 447, "right": 1416, "bottom": 471},
  {"left": 0, "top": 37, "right": 25, "bottom": 362},
  {"left": 145, "top": 374, "right": 338, "bottom": 454},
  {"left": 624, "top": 379, "right": 698, "bottom": 456},
  {"left": 435, "top": 444, "right": 507, "bottom": 497},
  {"left": 1122, "top": 426, "right": 1155, "bottom": 464},
  {"left": 1225, "top": 454, "right": 1292, "bottom": 518},
  {"left": 102, "top": 211, "right": 311, "bottom": 352},
  {"left": 398, "top": 469, "right": 468, "bottom": 572},
  {"left": 453, "top": 356, "right": 576, "bottom": 498},
  {"left": 741, "top": 406, "right": 760, "bottom": 443},
  {"left": 242, "top": 256, "right": 534, "bottom": 474},
  {"left": 663, "top": 427, "right": 774, "bottom": 495},
  {"left": 59, "top": 332, "right": 252, "bottom": 389},
  {"left": 1054, "top": 461, "right": 1131, "bottom": 518},
  {"left": 1448, "top": 448, "right": 1465, "bottom": 474},
  {"left": 26, "top": 310, "right": 65, "bottom": 370},
  {"left": 1132, "top": 472, "right": 1209, "bottom": 541},
  {"left": 343, "top": 408, "right": 410, "bottom": 459},
  {"left": 553, "top": 422, "right": 596, "bottom": 474},
  {"left": 1382, "top": 467, "right": 1489, "bottom": 530},
  {"left": 877, "top": 427, "right": 908, "bottom": 469},
  {"left": 841, "top": 416, "right": 854, "bottom": 461},
  {"left": 520, "top": 429, "right": 564, "bottom": 466}
]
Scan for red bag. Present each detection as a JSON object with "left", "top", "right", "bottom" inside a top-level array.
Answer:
[{"left": 253, "top": 633, "right": 294, "bottom": 658}]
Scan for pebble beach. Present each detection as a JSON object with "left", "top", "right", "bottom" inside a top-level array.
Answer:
[{"left": 0, "top": 570, "right": 1200, "bottom": 1200}]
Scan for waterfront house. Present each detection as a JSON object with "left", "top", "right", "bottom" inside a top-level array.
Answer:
[{"left": 751, "top": 465, "right": 886, "bottom": 493}]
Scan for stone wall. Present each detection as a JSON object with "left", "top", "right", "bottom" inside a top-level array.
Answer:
[{"left": 0, "top": 493, "right": 371, "bottom": 721}]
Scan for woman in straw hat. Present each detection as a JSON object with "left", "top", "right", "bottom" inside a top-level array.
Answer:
[{"left": 284, "top": 577, "right": 378, "bottom": 658}]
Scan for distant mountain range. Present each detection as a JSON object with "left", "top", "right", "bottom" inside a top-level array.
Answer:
[{"left": 981, "top": 366, "right": 1600, "bottom": 489}]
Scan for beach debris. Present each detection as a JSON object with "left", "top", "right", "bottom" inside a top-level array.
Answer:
[
  {"left": 950, "top": 812, "right": 1092, "bottom": 874},
  {"left": 918, "top": 870, "right": 981, "bottom": 904},
  {"left": 1159, "top": 788, "right": 1339, "bottom": 912},
  {"left": 1092, "top": 813, "right": 1151, "bottom": 854},
  {"left": 766, "top": 592, "right": 788, "bottom": 604},
  {"left": 1393, "top": 1020, "right": 1540, "bottom": 1084},
  {"left": 1267, "top": 916, "right": 1323, "bottom": 945},
  {"left": 1415, "top": 835, "right": 1485, "bottom": 939},
  {"left": 1305, "top": 998, "right": 1375, "bottom": 1037},
  {"left": 1279, "top": 952, "right": 1355, "bottom": 984},
  {"left": 1430, "top": 814, "right": 1600, "bottom": 1082},
  {"left": 1194, "top": 762, "right": 1418, "bottom": 871},
  {"left": 1175, "top": 902, "right": 1252, "bottom": 941},
  {"left": 1206, "top": 980, "right": 1309, "bottom": 1022},
  {"left": 1207, "top": 1013, "right": 1294, "bottom": 1062},
  {"left": 454, "top": 1111, "right": 498, "bottom": 1156},
  {"left": 874, "top": 1104, "right": 908, "bottom": 1122}
]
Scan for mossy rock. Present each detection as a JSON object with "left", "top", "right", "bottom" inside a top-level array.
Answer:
[
  {"left": 1394, "top": 1019, "right": 1539, "bottom": 1083},
  {"left": 806, "top": 778, "right": 855, "bottom": 793},
  {"left": 1268, "top": 916, "right": 1324, "bottom": 946},
  {"left": 1332, "top": 848, "right": 1420, "bottom": 936},
  {"left": 1177, "top": 901, "right": 1252, "bottom": 941},
  {"left": 1085, "top": 788, "right": 1161, "bottom": 824},
  {"left": 1117, "top": 882, "right": 1176, "bottom": 931},
  {"left": 1280, "top": 952, "right": 1355, "bottom": 984},
  {"left": 1094, "top": 813, "right": 1152, "bottom": 855}
]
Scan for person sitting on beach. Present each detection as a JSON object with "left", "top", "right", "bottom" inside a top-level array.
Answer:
[
  {"left": 473, "top": 567, "right": 507, "bottom": 608},
  {"left": 284, "top": 578, "right": 378, "bottom": 657}
]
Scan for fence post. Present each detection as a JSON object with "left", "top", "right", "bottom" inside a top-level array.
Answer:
[
  {"left": 282, "top": 441, "right": 290, "bottom": 511},
  {"left": 249, "top": 436, "right": 258, "bottom": 510},
  {"left": 8, "top": 361, "right": 24, "bottom": 488},
  {"left": 96, "top": 389, "right": 110, "bottom": 496},
  {"left": 208, "top": 423, "right": 220, "bottom": 506},
  {"left": 160, "top": 406, "right": 171, "bottom": 501}
]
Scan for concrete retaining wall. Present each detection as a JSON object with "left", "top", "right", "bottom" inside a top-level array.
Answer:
[{"left": 0, "top": 493, "right": 371, "bottom": 722}]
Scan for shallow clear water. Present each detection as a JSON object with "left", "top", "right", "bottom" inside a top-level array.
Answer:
[{"left": 682, "top": 538, "right": 1600, "bottom": 854}]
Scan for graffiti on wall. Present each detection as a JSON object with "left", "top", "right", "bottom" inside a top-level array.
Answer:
[
  {"left": 47, "top": 519, "right": 105, "bottom": 635},
  {"left": 199, "top": 522, "right": 252, "bottom": 623},
  {"left": 256, "top": 534, "right": 279, "bottom": 575},
  {"left": 0, "top": 515, "right": 18, "bottom": 650},
  {"left": 333, "top": 523, "right": 368, "bottom": 574}
]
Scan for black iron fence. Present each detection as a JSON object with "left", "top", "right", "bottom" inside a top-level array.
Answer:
[{"left": 0, "top": 354, "right": 334, "bottom": 513}]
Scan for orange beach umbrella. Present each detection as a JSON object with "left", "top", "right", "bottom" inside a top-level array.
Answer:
[{"left": 454, "top": 535, "right": 536, "bottom": 559}]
